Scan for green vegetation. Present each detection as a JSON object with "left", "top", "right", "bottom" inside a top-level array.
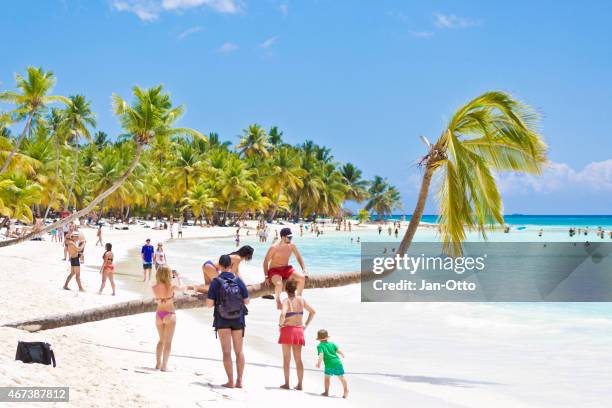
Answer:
[{"left": 0, "top": 67, "right": 390, "bottom": 238}]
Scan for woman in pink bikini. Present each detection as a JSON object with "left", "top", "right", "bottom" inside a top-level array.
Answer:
[
  {"left": 152, "top": 265, "right": 179, "bottom": 371},
  {"left": 98, "top": 243, "right": 116, "bottom": 296},
  {"left": 278, "top": 280, "right": 316, "bottom": 390}
]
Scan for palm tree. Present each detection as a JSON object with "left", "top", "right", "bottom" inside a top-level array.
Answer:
[
  {"left": 93, "top": 131, "right": 109, "bottom": 149},
  {"left": 268, "top": 126, "right": 284, "bottom": 147},
  {"left": 0, "top": 85, "right": 203, "bottom": 247},
  {"left": 0, "top": 135, "right": 38, "bottom": 175},
  {"left": 42, "top": 108, "right": 67, "bottom": 220},
  {"left": 20, "top": 125, "right": 59, "bottom": 217},
  {"left": 398, "top": 91, "right": 547, "bottom": 256},
  {"left": 0, "top": 67, "right": 69, "bottom": 175},
  {"left": 340, "top": 163, "right": 369, "bottom": 203},
  {"left": 318, "top": 163, "right": 349, "bottom": 217},
  {"left": 207, "top": 132, "right": 231, "bottom": 150},
  {"left": 181, "top": 184, "right": 217, "bottom": 225},
  {"left": 365, "top": 176, "right": 402, "bottom": 221},
  {"left": 0, "top": 173, "right": 43, "bottom": 222},
  {"left": 236, "top": 124, "right": 272, "bottom": 158},
  {"left": 63, "top": 94, "right": 97, "bottom": 210},
  {"left": 170, "top": 143, "right": 201, "bottom": 196},
  {"left": 218, "top": 155, "right": 256, "bottom": 224},
  {"left": 236, "top": 185, "right": 271, "bottom": 221},
  {"left": 265, "top": 146, "right": 305, "bottom": 220}
]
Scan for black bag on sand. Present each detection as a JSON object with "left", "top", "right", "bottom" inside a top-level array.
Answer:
[{"left": 15, "top": 341, "right": 56, "bottom": 367}]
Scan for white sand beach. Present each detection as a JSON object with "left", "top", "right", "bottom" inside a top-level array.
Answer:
[{"left": 1, "top": 223, "right": 612, "bottom": 408}]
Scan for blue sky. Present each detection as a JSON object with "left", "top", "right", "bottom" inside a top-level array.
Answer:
[{"left": 1, "top": 0, "right": 611, "bottom": 214}]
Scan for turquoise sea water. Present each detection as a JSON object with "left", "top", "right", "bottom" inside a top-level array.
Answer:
[
  {"left": 166, "top": 222, "right": 612, "bottom": 316},
  {"left": 381, "top": 214, "right": 612, "bottom": 228}
]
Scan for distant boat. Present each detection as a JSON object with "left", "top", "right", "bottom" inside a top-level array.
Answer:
[{"left": 517, "top": 226, "right": 527, "bottom": 230}]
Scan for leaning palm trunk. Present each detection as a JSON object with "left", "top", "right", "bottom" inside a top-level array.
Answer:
[
  {"left": 4, "top": 271, "right": 361, "bottom": 332},
  {"left": 0, "top": 143, "right": 144, "bottom": 248},
  {"left": 64, "top": 134, "right": 79, "bottom": 211},
  {"left": 0, "top": 113, "right": 33, "bottom": 176},
  {"left": 397, "top": 165, "right": 434, "bottom": 256}
]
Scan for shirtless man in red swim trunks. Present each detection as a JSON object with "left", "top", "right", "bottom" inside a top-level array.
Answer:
[{"left": 263, "top": 228, "right": 307, "bottom": 309}]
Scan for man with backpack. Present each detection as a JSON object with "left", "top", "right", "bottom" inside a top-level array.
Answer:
[{"left": 206, "top": 254, "right": 250, "bottom": 389}]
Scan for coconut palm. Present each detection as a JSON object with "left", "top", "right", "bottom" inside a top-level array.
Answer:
[
  {"left": 237, "top": 124, "right": 272, "bottom": 158},
  {"left": 42, "top": 108, "right": 67, "bottom": 219},
  {"left": 0, "top": 85, "right": 203, "bottom": 247},
  {"left": 0, "top": 173, "right": 43, "bottom": 222},
  {"left": 318, "top": 163, "right": 349, "bottom": 217},
  {"left": 340, "top": 163, "right": 369, "bottom": 203},
  {"left": 0, "top": 67, "right": 69, "bottom": 175},
  {"left": 365, "top": 176, "right": 402, "bottom": 221},
  {"left": 93, "top": 131, "right": 109, "bottom": 149},
  {"left": 0, "top": 135, "right": 38, "bottom": 175},
  {"left": 19, "top": 125, "right": 59, "bottom": 216},
  {"left": 181, "top": 184, "right": 217, "bottom": 225},
  {"left": 236, "top": 185, "right": 271, "bottom": 221},
  {"left": 264, "top": 146, "right": 305, "bottom": 220},
  {"left": 63, "top": 94, "right": 97, "bottom": 210},
  {"left": 146, "top": 164, "right": 175, "bottom": 217},
  {"left": 398, "top": 91, "right": 547, "bottom": 256},
  {"left": 268, "top": 126, "right": 284, "bottom": 147},
  {"left": 207, "top": 132, "right": 231, "bottom": 150},
  {"left": 218, "top": 155, "right": 256, "bottom": 224},
  {"left": 169, "top": 143, "right": 202, "bottom": 195}
]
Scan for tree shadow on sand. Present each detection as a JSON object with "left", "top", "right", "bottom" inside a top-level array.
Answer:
[{"left": 95, "top": 343, "right": 502, "bottom": 388}]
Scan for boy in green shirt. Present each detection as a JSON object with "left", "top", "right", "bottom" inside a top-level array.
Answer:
[{"left": 316, "top": 329, "right": 349, "bottom": 398}]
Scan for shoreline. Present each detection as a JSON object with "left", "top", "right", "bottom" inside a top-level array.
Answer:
[{"left": 1, "top": 223, "right": 612, "bottom": 407}]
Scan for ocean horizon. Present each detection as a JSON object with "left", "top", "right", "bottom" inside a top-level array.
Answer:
[{"left": 380, "top": 214, "right": 612, "bottom": 227}]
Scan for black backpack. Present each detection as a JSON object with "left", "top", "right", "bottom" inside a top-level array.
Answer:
[
  {"left": 214, "top": 275, "right": 245, "bottom": 320},
  {"left": 15, "top": 341, "right": 56, "bottom": 367}
]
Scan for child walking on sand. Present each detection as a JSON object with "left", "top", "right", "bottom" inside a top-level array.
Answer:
[{"left": 316, "top": 329, "right": 348, "bottom": 398}]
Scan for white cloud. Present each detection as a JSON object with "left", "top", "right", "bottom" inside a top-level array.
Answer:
[
  {"left": 162, "top": 0, "right": 240, "bottom": 13},
  {"left": 112, "top": 0, "right": 160, "bottom": 21},
  {"left": 497, "top": 160, "right": 612, "bottom": 195},
  {"left": 177, "top": 25, "right": 202, "bottom": 39},
  {"left": 433, "top": 12, "right": 479, "bottom": 29},
  {"left": 111, "top": 0, "right": 241, "bottom": 21},
  {"left": 411, "top": 31, "right": 433, "bottom": 39},
  {"left": 279, "top": 3, "right": 288, "bottom": 16},
  {"left": 217, "top": 42, "right": 238, "bottom": 53},
  {"left": 259, "top": 36, "right": 278, "bottom": 49}
]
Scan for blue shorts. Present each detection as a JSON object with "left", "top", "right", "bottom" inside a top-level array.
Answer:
[
  {"left": 143, "top": 262, "right": 152, "bottom": 270},
  {"left": 324, "top": 364, "right": 345, "bottom": 376}
]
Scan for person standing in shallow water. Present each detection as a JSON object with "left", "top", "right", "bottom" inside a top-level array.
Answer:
[
  {"left": 206, "top": 255, "right": 250, "bottom": 388},
  {"left": 278, "top": 280, "right": 315, "bottom": 391}
]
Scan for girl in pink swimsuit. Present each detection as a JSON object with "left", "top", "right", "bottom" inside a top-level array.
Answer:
[{"left": 152, "top": 265, "right": 179, "bottom": 371}]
